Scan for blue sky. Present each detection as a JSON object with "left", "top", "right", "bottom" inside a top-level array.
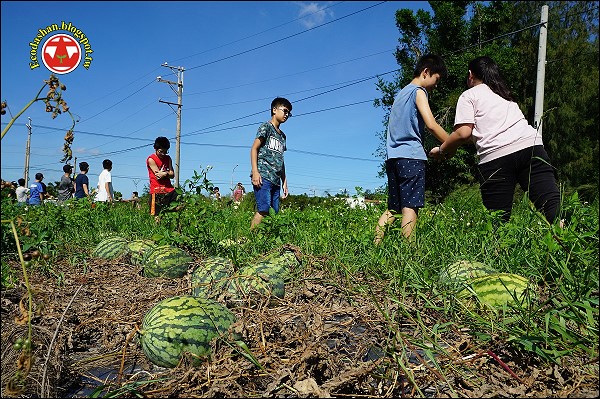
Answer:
[{"left": 1, "top": 1, "right": 432, "bottom": 198}]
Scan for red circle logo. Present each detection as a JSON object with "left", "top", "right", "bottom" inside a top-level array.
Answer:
[{"left": 42, "top": 34, "right": 81, "bottom": 74}]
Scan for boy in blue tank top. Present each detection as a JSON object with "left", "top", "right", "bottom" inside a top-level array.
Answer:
[{"left": 375, "top": 54, "right": 449, "bottom": 243}]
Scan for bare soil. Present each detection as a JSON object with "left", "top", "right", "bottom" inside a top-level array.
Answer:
[{"left": 1, "top": 252, "right": 598, "bottom": 398}]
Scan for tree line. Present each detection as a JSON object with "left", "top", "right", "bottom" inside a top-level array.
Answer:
[{"left": 375, "top": 1, "right": 599, "bottom": 202}]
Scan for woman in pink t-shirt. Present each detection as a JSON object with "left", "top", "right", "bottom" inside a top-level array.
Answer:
[{"left": 430, "top": 56, "right": 561, "bottom": 224}]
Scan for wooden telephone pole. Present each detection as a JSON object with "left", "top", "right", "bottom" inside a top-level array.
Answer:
[{"left": 157, "top": 63, "right": 184, "bottom": 187}]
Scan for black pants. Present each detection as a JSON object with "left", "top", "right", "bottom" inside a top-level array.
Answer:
[
  {"left": 477, "top": 146, "right": 560, "bottom": 223},
  {"left": 150, "top": 190, "right": 178, "bottom": 216}
]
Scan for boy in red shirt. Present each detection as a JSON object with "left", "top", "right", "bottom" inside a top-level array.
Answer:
[{"left": 147, "top": 136, "right": 178, "bottom": 219}]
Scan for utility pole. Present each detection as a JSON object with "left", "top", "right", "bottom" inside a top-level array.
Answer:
[
  {"left": 157, "top": 62, "right": 184, "bottom": 187},
  {"left": 24, "top": 117, "right": 32, "bottom": 184},
  {"left": 534, "top": 5, "right": 549, "bottom": 135},
  {"left": 231, "top": 164, "right": 238, "bottom": 192}
]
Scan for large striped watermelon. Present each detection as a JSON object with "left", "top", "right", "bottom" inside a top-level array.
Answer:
[
  {"left": 440, "top": 260, "right": 498, "bottom": 285},
  {"left": 252, "top": 247, "right": 301, "bottom": 282},
  {"left": 227, "top": 265, "right": 286, "bottom": 299},
  {"left": 143, "top": 245, "right": 193, "bottom": 278},
  {"left": 457, "top": 273, "right": 532, "bottom": 307},
  {"left": 128, "top": 239, "right": 155, "bottom": 266},
  {"left": 139, "top": 295, "right": 236, "bottom": 368},
  {"left": 191, "top": 256, "right": 235, "bottom": 297},
  {"left": 92, "top": 236, "right": 129, "bottom": 259}
]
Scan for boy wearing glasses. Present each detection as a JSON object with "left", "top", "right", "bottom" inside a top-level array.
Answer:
[
  {"left": 250, "top": 97, "right": 292, "bottom": 229},
  {"left": 147, "top": 136, "right": 177, "bottom": 219}
]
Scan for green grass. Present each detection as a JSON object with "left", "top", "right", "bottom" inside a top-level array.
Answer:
[{"left": 1, "top": 184, "right": 598, "bottom": 368}]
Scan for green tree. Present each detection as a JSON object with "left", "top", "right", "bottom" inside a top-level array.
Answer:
[
  {"left": 375, "top": 1, "right": 599, "bottom": 200},
  {"left": 375, "top": 1, "right": 519, "bottom": 201},
  {"left": 511, "top": 1, "right": 599, "bottom": 198}
]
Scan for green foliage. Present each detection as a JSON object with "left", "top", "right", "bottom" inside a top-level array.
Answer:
[
  {"left": 1, "top": 176, "right": 598, "bottom": 365},
  {"left": 376, "top": 1, "right": 599, "bottom": 200},
  {"left": 511, "top": 1, "right": 599, "bottom": 191}
]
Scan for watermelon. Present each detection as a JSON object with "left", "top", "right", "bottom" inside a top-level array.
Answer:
[
  {"left": 252, "top": 248, "right": 300, "bottom": 282},
  {"left": 128, "top": 239, "right": 155, "bottom": 266},
  {"left": 457, "top": 273, "right": 532, "bottom": 307},
  {"left": 143, "top": 245, "right": 193, "bottom": 278},
  {"left": 191, "top": 256, "right": 235, "bottom": 297},
  {"left": 139, "top": 295, "right": 236, "bottom": 368},
  {"left": 440, "top": 260, "right": 498, "bottom": 285},
  {"left": 92, "top": 236, "right": 129, "bottom": 259},
  {"left": 228, "top": 265, "right": 286, "bottom": 299}
]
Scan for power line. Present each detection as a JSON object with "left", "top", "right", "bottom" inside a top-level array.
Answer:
[
  {"left": 60, "top": 2, "right": 349, "bottom": 124},
  {"left": 83, "top": 112, "right": 173, "bottom": 152},
  {"left": 186, "top": 1, "right": 387, "bottom": 71},
  {"left": 182, "top": 48, "right": 393, "bottom": 98},
  {"left": 184, "top": 75, "right": 383, "bottom": 109},
  {"left": 76, "top": 67, "right": 163, "bottom": 109},
  {"left": 77, "top": 79, "right": 156, "bottom": 124},
  {"left": 443, "top": 21, "right": 546, "bottom": 57},
  {"left": 172, "top": 1, "right": 345, "bottom": 63},
  {"left": 181, "top": 70, "right": 396, "bottom": 138}
]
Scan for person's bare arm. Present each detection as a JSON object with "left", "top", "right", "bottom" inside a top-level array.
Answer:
[
  {"left": 250, "top": 137, "right": 264, "bottom": 187},
  {"left": 281, "top": 162, "right": 288, "bottom": 199},
  {"left": 429, "top": 123, "right": 473, "bottom": 159},
  {"left": 415, "top": 89, "right": 449, "bottom": 143},
  {"left": 148, "top": 157, "right": 170, "bottom": 179}
]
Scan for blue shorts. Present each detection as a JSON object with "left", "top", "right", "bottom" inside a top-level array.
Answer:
[
  {"left": 385, "top": 158, "right": 426, "bottom": 212},
  {"left": 253, "top": 179, "right": 280, "bottom": 214}
]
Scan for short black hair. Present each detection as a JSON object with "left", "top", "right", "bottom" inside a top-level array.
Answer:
[
  {"left": 79, "top": 161, "right": 89, "bottom": 171},
  {"left": 63, "top": 164, "right": 73, "bottom": 173},
  {"left": 154, "top": 136, "right": 171, "bottom": 150},
  {"left": 102, "top": 159, "right": 112, "bottom": 169},
  {"left": 413, "top": 54, "right": 447, "bottom": 80},
  {"left": 270, "top": 97, "right": 292, "bottom": 116},
  {"left": 35, "top": 172, "right": 44, "bottom": 180},
  {"left": 18, "top": 178, "right": 25, "bottom": 186}
]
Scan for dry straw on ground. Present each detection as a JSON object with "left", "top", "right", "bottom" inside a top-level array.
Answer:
[{"left": 1, "top": 249, "right": 598, "bottom": 398}]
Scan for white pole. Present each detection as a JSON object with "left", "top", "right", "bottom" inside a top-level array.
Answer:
[
  {"left": 231, "top": 164, "right": 238, "bottom": 192},
  {"left": 24, "top": 117, "right": 32, "bottom": 184},
  {"left": 175, "top": 67, "right": 183, "bottom": 188},
  {"left": 534, "top": 5, "right": 549, "bottom": 134}
]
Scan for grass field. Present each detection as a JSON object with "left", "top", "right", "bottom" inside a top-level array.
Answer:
[{"left": 1, "top": 183, "right": 598, "bottom": 396}]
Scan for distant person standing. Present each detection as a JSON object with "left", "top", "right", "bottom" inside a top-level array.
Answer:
[
  {"left": 74, "top": 162, "right": 90, "bottom": 199},
  {"left": 250, "top": 97, "right": 292, "bottom": 229},
  {"left": 233, "top": 182, "right": 245, "bottom": 203},
  {"left": 3, "top": 181, "right": 17, "bottom": 202},
  {"left": 16, "top": 178, "right": 29, "bottom": 206},
  {"left": 28, "top": 173, "right": 45, "bottom": 206},
  {"left": 212, "top": 186, "right": 221, "bottom": 201},
  {"left": 95, "top": 159, "right": 114, "bottom": 202},
  {"left": 125, "top": 191, "right": 142, "bottom": 209},
  {"left": 57, "top": 164, "right": 75, "bottom": 202},
  {"left": 147, "top": 136, "right": 178, "bottom": 219}
]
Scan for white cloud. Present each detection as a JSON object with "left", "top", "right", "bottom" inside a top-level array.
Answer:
[
  {"left": 295, "top": 2, "right": 334, "bottom": 29},
  {"left": 74, "top": 147, "right": 101, "bottom": 156}
]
